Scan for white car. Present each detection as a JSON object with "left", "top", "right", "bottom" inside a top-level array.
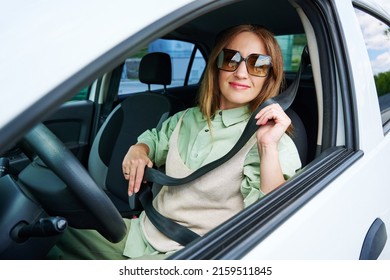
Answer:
[{"left": 1, "top": 0, "right": 390, "bottom": 260}]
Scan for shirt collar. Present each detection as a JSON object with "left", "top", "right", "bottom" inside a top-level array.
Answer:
[{"left": 215, "top": 105, "right": 251, "bottom": 127}]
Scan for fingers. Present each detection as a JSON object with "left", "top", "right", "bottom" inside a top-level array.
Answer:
[
  {"left": 124, "top": 158, "right": 153, "bottom": 196},
  {"left": 128, "top": 160, "right": 146, "bottom": 195},
  {"left": 255, "top": 104, "right": 291, "bottom": 147},
  {"left": 255, "top": 103, "right": 290, "bottom": 127},
  {"left": 122, "top": 144, "right": 153, "bottom": 196}
]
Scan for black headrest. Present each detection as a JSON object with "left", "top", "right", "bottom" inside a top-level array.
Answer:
[{"left": 139, "top": 52, "right": 172, "bottom": 85}]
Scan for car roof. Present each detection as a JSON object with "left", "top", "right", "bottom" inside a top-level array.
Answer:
[
  {"left": 0, "top": 0, "right": 193, "bottom": 152},
  {"left": 165, "top": 0, "right": 304, "bottom": 49}
]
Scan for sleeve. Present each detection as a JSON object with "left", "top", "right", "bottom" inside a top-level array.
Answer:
[
  {"left": 240, "top": 133, "right": 302, "bottom": 208},
  {"left": 137, "top": 110, "right": 185, "bottom": 168}
]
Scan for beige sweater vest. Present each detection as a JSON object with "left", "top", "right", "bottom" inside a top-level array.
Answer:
[{"left": 141, "top": 112, "right": 257, "bottom": 252}]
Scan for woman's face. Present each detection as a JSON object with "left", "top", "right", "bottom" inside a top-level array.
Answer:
[{"left": 218, "top": 31, "right": 269, "bottom": 110}]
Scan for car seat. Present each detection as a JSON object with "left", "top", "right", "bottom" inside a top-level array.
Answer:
[
  {"left": 88, "top": 52, "right": 177, "bottom": 217},
  {"left": 286, "top": 108, "right": 308, "bottom": 166}
]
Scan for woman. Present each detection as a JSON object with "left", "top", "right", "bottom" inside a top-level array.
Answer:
[
  {"left": 49, "top": 24, "right": 301, "bottom": 260},
  {"left": 121, "top": 24, "right": 301, "bottom": 258}
]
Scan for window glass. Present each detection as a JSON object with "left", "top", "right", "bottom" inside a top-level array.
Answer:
[
  {"left": 118, "top": 39, "right": 206, "bottom": 96},
  {"left": 276, "top": 34, "right": 307, "bottom": 72},
  {"left": 69, "top": 86, "right": 89, "bottom": 101},
  {"left": 189, "top": 49, "right": 205, "bottom": 84},
  {"left": 355, "top": 8, "right": 390, "bottom": 123}
]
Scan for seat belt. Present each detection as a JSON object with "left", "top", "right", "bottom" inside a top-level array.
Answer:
[{"left": 136, "top": 46, "right": 310, "bottom": 246}]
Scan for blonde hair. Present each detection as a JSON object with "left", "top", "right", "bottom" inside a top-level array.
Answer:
[{"left": 198, "top": 24, "right": 285, "bottom": 123}]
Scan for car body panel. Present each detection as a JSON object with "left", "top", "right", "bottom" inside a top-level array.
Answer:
[
  {"left": 339, "top": 0, "right": 384, "bottom": 152},
  {"left": 243, "top": 144, "right": 390, "bottom": 259}
]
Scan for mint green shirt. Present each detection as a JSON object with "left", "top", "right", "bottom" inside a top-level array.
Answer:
[{"left": 137, "top": 105, "right": 301, "bottom": 207}]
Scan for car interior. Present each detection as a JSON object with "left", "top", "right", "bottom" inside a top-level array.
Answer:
[{"left": 1, "top": 0, "right": 331, "bottom": 259}]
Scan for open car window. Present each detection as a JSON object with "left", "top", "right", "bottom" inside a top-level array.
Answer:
[
  {"left": 118, "top": 39, "right": 206, "bottom": 96},
  {"left": 276, "top": 34, "right": 307, "bottom": 72},
  {"left": 354, "top": 7, "right": 390, "bottom": 129}
]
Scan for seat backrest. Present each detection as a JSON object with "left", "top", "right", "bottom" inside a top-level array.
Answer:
[
  {"left": 286, "top": 108, "right": 308, "bottom": 166},
  {"left": 88, "top": 53, "right": 176, "bottom": 216}
]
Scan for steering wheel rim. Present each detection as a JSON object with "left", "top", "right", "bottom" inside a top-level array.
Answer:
[{"left": 22, "top": 123, "right": 127, "bottom": 243}]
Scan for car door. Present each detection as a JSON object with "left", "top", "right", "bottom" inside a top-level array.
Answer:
[{"left": 2, "top": 86, "right": 96, "bottom": 173}]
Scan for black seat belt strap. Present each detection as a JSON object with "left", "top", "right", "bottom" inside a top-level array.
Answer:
[{"left": 138, "top": 46, "right": 310, "bottom": 246}]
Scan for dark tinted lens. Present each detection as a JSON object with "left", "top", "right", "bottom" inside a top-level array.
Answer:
[
  {"left": 217, "top": 49, "right": 241, "bottom": 71},
  {"left": 246, "top": 54, "right": 272, "bottom": 77}
]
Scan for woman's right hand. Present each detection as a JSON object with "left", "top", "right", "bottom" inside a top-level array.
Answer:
[{"left": 122, "top": 143, "right": 153, "bottom": 196}]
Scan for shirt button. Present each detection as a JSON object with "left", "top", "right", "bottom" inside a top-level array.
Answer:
[
  {"left": 205, "top": 129, "right": 209, "bottom": 132},
  {"left": 219, "top": 111, "right": 222, "bottom": 115}
]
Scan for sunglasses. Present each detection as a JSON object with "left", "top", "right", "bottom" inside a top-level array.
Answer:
[{"left": 217, "top": 48, "right": 272, "bottom": 77}]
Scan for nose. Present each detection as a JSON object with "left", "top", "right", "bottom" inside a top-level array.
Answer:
[{"left": 234, "top": 60, "right": 249, "bottom": 78}]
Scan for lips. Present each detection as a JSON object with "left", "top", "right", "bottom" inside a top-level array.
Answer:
[{"left": 229, "top": 81, "right": 251, "bottom": 90}]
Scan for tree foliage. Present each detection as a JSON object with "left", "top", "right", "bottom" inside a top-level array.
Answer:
[{"left": 374, "top": 71, "right": 390, "bottom": 96}]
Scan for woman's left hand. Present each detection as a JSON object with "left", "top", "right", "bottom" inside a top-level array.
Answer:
[{"left": 255, "top": 103, "right": 291, "bottom": 148}]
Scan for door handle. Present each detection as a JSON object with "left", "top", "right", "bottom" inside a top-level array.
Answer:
[{"left": 359, "top": 218, "right": 387, "bottom": 260}]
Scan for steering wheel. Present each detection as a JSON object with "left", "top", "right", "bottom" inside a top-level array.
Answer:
[{"left": 21, "top": 123, "right": 127, "bottom": 243}]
